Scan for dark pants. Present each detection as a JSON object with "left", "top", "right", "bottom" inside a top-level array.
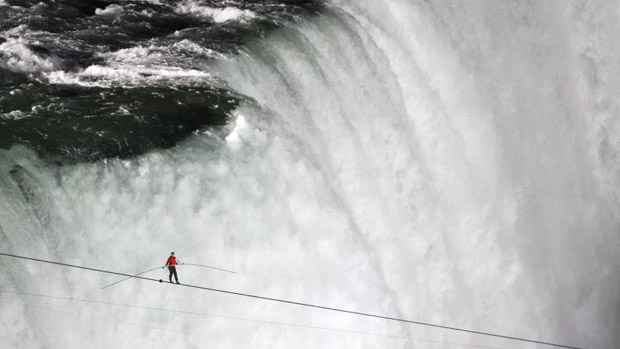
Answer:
[{"left": 168, "top": 266, "right": 179, "bottom": 283}]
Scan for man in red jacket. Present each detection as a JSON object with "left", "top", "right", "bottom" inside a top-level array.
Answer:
[{"left": 165, "top": 252, "right": 180, "bottom": 284}]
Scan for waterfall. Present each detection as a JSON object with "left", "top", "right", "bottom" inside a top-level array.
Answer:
[{"left": 1, "top": 1, "right": 618, "bottom": 348}]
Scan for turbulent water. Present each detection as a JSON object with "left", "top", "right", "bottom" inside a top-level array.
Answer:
[
  {"left": 0, "top": 0, "right": 321, "bottom": 161},
  {"left": 1, "top": 1, "right": 619, "bottom": 348}
]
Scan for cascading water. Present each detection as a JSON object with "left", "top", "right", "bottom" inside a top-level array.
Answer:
[{"left": 1, "top": 0, "right": 618, "bottom": 348}]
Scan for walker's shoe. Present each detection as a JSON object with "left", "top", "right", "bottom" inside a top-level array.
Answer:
[{"left": 176, "top": 281, "right": 180, "bottom": 285}]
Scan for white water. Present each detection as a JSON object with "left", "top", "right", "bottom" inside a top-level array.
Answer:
[
  {"left": 175, "top": 0, "right": 256, "bottom": 23},
  {"left": 45, "top": 41, "right": 224, "bottom": 87},
  {"left": 95, "top": 4, "right": 125, "bottom": 17},
  {"left": 1, "top": 1, "right": 619, "bottom": 348},
  {"left": 0, "top": 37, "right": 58, "bottom": 73}
]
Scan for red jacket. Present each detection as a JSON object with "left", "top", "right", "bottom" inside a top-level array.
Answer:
[{"left": 166, "top": 256, "right": 177, "bottom": 266}]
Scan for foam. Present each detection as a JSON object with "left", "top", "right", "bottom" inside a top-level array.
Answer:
[
  {"left": 175, "top": 0, "right": 256, "bottom": 23},
  {"left": 0, "top": 110, "right": 29, "bottom": 121},
  {"left": 45, "top": 45, "right": 214, "bottom": 87},
  {"left": 0, "top": 38, "right": 57, "bottom": 73},
  {"left": 46, "top": 65, "right": 211, "bottom": 87},
  {"left": 102, "top": 45, "right": 165, "bottom": 65},
  {"left": 94, "top": 4, "right": 124, "bottom": 16},
  {"left": 172, "top": 39, "right": 226, "bottom": 59}
]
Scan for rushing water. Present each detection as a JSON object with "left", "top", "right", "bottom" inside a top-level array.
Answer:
[{"left": 1, "top": 1, "right": 619, "bottom": 348}]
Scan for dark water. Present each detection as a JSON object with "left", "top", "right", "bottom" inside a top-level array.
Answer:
[{"left": 0, "top": 0, "right": 323, "bottom": 162}]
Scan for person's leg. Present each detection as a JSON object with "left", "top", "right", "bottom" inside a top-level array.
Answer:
[
  {"left": 168, "top": 267, "right": 173, "bottom": 283},
  {"left": 173, "top": 267, "right": 179, "bottom": 284}
]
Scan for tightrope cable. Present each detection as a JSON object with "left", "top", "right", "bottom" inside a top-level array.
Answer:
[
  {"left": 0, "top": 252, "right": 584, "bottom": 349},
  {"left": 102, "top": 263, "right": 236, "bottom": 289}
]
